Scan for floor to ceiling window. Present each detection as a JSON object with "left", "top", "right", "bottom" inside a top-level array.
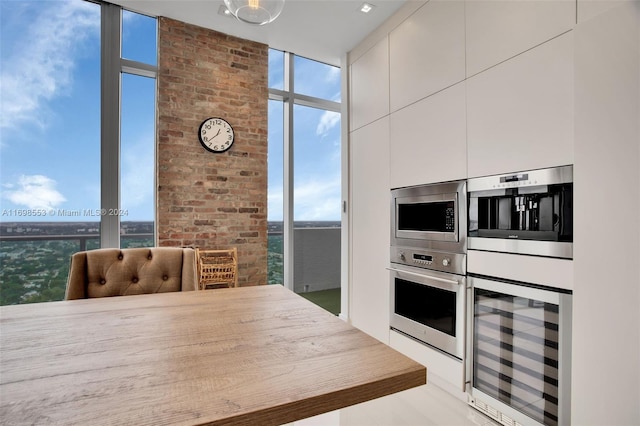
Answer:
[
  {"left": 119, "top": 8, "right": 157, "bottom": 248},
  {"left": 0, "top": 0, "right": 157, "bottom": 305},
  {"left": 267, "top": 98, "right": 285, "bottom": 285},
  {"left": 268, "top": 49, "right": 342, "bottom": 315}
]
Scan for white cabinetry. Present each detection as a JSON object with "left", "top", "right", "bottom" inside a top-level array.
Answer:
[
  {"left": 349, "top": 117, "right": 390, "bottom": 343},
  {"left": 389, "top": 330, "right": 466, "bottom": 399},
  {"left": 572, "top": 3, "right": 640, "bottom": 423},
  {"left": 467, "top": 32, "right": 574, "bottom": 178},
  {"left": 389, "top": 0, "right": 465, "bottom": 112},
  {"left": 577, "top": 0, "right": 623, "bottom": 24},
  {"left": 389, "top": 82, "right": 466, "bottom": 188},
  {"left": 465, "top": 0, "right": 575, "bottom": 77},
  {"left": 468, "top": 250, "right": 573, "bottom": 291},
  {"left": 349, "top": 37, "right": 389, "bottom": 131}
]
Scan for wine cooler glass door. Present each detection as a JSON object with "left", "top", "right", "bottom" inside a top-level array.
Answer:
[{"left": 468, "top": 276, "right": 572, "bottom": 426}]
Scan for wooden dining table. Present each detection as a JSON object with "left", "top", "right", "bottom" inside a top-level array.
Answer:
[{"left": 0, "top": 285, "right": 426, "bottom": 425}]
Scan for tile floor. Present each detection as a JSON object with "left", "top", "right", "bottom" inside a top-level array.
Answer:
[{"left": 288, "top": 383, "right": 500, "bottom": 426}]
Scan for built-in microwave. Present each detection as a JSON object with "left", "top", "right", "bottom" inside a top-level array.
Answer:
[
  {"left": 468, "top": 165, "right": 573, "bottom": 259},
  {"left": 391, "top": 180, "right": 467, "bottom": 254}
]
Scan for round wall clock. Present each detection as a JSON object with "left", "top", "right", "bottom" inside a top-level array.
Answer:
[{"left": 198, "top": 117, "right": 235, "bottom": 153}]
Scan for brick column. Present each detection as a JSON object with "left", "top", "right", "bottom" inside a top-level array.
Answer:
[{"left": 156, "top": 17, "right": 268, "bottom": 286}]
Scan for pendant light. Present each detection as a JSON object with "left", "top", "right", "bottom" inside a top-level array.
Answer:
[{"left": 224, "top": 0, "right": 285, "bottom": 25}]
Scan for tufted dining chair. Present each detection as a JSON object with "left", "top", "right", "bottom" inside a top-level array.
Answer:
[{"left": 65, "top": 247, "right": 198, "bottom": 300}]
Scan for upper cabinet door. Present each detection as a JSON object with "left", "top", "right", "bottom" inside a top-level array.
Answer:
[
  {"left": 467, "top": 32, "right": 574, "bottom": 178},
  {"left": 466, "top": 0, "right": 576, "bottom": 77},
  {"left": 390, "top": 82, "right": 467, "bottom": 188},
  {"left": 389, "top": 0, "right": 465, "bottom": 113},
  {"left": 350, "top": 37, "right": 389, "bottom": 131}
]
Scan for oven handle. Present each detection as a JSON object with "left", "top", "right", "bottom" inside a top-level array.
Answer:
[{"left": 386, "top": 267, "right": 462, "bottom": 286}]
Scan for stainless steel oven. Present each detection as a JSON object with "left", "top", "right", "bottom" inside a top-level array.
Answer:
[
  {"left": 389, "top": 248, "right": 466, "bottom": 359},
  {"left": 466, "top": 275, "right": 572, "bottom": 426},
  {"left": 390, "top": 180, "right": 468, "bottom": 359},
  {"left": 391, "top": 180, "right": 467, "bottom": 254},
  {"left": 468, "top": 165, "right": 573, "bottom": 259}
]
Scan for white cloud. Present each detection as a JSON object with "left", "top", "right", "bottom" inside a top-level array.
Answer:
[
  {"left": 325, "top": 67, "right": 341, "bottom": 102},
  {"left": 0, "top": 0, "right": 99, "bottom": 133},
  {"left": 316, "top": 110, "right": 341, "bottom": 136},
  {"left": 268, "top": 176, "right": 342, "bottom": 222},
  {"left": 293, "top": 176, "right": 342, "bottom": 221},
  {"left": 325, "top": 66, "right": 340, "bottom": 84},
  {"left": 3, "top": 175, "right": 66, "bottom": 210}
]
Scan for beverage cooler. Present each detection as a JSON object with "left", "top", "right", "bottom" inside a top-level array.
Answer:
[{"left": 466, "top": 275, "right": 572, "bottom": 426}]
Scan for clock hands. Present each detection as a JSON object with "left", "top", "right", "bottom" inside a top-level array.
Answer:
[
  {"left": 204, "top": 129, "right": 221, "bottom": 144},
  {"left": 199, "top": 118, "right": 234, "bottom": 153}
]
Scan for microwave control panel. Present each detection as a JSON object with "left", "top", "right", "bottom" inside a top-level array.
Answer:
[{"left": 445, "top": 204, "right": 455, "bottom": 231}]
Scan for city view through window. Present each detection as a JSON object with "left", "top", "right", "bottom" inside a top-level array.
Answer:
[
  {"left": 1, "top": 1, "right": 156, "bottom": 305},
  {"left": 0, "top": 1, "right": 342, "bottom": 307},
  {"left": 267, "top": 51, "right": 342, "bottom": 298}
]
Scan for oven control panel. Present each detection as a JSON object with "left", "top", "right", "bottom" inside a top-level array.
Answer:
[
  {"left": 411, "top": 253, "right": 434, "bottom": 266},
  {"left": 391, "top": 246, "right": 466, "bottom": 275}
]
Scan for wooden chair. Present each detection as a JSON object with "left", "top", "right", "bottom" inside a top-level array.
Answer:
[{"left": 195, "top": 248, "right": 238, "bottom": 290}]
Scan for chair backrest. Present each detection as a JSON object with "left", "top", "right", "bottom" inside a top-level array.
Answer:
[
  {"left": 65, "top": 247, "right": 198, "bottom": 300},
  {"left": 195, "top": 248, "right": 238, "bottom": 290}
]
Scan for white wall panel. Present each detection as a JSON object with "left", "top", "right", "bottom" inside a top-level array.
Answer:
[
  {"left": 389, "top": 0, "right": 465, "bottom": 112},
  {"left": 349, "top": 37, "right": 389, "bottom": 131},
  {"left": 466, "top": 0, "right": 575, "bottom": 77},
  {"left": 389, "top": 83, "right": 466, "bottom": 188},
  {"left": 572, "top": 3, "right": 640, "bottom": 424},
  {"left": 350, "top": 117, "right": 390, "bottom": 343},
  {"left": 577, "top": 0, "right": 634, "bottom": 24},
  {"left": 467, "top": 32, "right": 574, "bottom": 178}
]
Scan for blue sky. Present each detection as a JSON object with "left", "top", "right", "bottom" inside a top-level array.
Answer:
[
  {"left": 267, "top": 51, "right": 342, "bottom": 222},
  {"left": 1, "top": 0, "right": 342, "bottom": 223}
]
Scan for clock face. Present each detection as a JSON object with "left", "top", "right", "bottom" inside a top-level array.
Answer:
[{"left": 198, "top": 117, "right": 235, "bottom": 153}]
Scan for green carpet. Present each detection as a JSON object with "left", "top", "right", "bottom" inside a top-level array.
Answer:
[{"left": 299, "top": 288, "right": 341, "bottom": 316}]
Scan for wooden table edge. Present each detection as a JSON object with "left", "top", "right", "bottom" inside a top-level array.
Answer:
[{"left": 203, "top": 365, "right": 427, "bottom": 426}]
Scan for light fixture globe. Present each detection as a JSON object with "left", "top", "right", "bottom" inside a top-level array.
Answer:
[{"left": 224, "top": 0, "right": 285, "bottom": 25}]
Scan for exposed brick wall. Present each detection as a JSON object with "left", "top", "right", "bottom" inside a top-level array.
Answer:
[{"left": 156, "top": 17, "right": 268, "bottom": 287}]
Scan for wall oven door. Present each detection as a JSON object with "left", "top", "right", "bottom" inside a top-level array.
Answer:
[
  {"left": 466, "top": 276, "right": 572, "bottom": 426},
  {"left": 389, "top": 264, "right": 465, "bottom": 359}
]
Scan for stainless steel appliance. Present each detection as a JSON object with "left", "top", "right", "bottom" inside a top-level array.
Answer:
[
  {"left": 390, "top": 180, "right": 467, "bottom": 359},
  {"left": 391, "top": 180, "right": 467, "bottom": 254},
  {"left": 466, "top": 275, "right": 572, "bottom": 426},
  {"left": 389, "top": 257, "right": 466, "bottom": 359},
  {"left": 468, "top": 165, "right": 573, "bottom": 259}
]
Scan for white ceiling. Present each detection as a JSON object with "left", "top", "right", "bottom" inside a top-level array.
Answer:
[{"left": 110, "top": 0, "right": 407, "bottom": 66}]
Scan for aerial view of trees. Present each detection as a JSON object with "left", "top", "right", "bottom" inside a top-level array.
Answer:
[{"left": 1, "top": 235, "right": 283, "bottom": 305}]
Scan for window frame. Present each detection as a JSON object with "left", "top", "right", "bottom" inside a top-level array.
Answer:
[
  {"left": 268, "top": 50, "right": 341, "bottom": 291},
  {"left": 100, "top": 2, "right": 158, "bottom": 248}
]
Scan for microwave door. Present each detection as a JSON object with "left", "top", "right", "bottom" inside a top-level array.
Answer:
[{"left": 395, "top": 196, "right": 458, "bottom": 242}]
